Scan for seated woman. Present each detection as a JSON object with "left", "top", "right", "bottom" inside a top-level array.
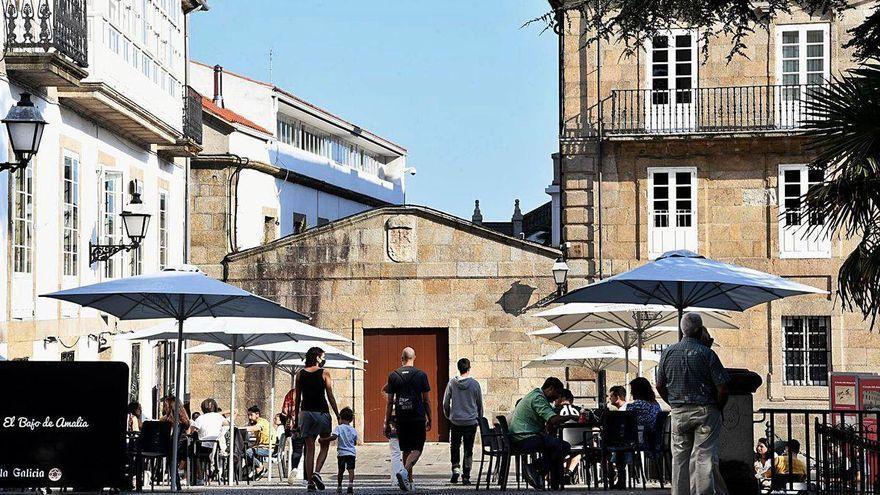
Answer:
[
  {"left": 754, "top": 438, "right": 772, "bottom": 487},
  {"left": 626, "top": 377, "right": 662, "bottom": 451}
]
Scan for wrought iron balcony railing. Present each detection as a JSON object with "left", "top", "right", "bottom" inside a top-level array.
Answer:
[
  {"left": 183, "top": 85, "right": 203, "bottom": 145},
  {"left": 606, "top": 84, "right": 824, "bottom": 136},
  {"left": 4, "top": 0, "right": 87, "bottom": 68}
]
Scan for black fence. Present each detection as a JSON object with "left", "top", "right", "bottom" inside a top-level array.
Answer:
[
  {"left": 758, "top": 408, "right": 880, "bottom": 494},
  {"left": 3, "top": 0, "right": 88, "bottom": 68},
  {"left": 606, "top": 84, "right": 824, "bottom": 136}
]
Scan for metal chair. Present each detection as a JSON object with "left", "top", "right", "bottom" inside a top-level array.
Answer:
[{"left": 475, "top": 417, "right": 506, "bottom": 490}]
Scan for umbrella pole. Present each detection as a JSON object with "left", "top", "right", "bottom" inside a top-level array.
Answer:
[
  {"left": 637, "top": 331, "right": 644, "bottom": 378},
  {"left": 268, "top": 365, "right": 276, "bottom": 482},
  {"left": 170, "top": 318, "right": 184, "bottom": 492},
  {"left": 229, "top": 349, "right": 237, "bottom": 486},
  {"left": 677, "top": 306, "right": 684, "bottom": 341}
]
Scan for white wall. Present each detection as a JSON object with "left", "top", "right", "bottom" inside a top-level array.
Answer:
[
  {"left": 190, "top": 62, "right": 276, "bottom": 132},
  {"left": 233, "top": 169, "right": 371, "bottom": 251},
  {"left": 87, "top": 0, "right": 187, "bottom": 132}
]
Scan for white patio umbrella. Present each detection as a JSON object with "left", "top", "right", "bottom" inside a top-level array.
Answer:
[
  {"left": 123, "top": 319, "right": 350, "bottom": 485},
  {"left": 188, "top": 340, "right": 360, "bottom": 482},
  {"left": 41, "top": 268, "right": 308, "bottom": 491},
  {"left": 528, "top": 325, "right": 677, "bottom": 377},
  {"left": 524, "top": 346, "right": 660, "bottom": 374},
  {"left": 534, "top": 303, "right": 738, "bottom": 375},
  {"left": 556, "top": 250, "right": 826, "bottom": 339}
]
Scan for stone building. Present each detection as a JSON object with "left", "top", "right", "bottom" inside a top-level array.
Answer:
[
  {"left": 188, "top": 204, "right": 591, "bottom": 440},
  {"left": 552, "top": 2, "right": 880, "bottom": 409}
]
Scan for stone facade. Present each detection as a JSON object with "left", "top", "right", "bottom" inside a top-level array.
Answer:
[
  {"left": 556, "top": 4, "right": 880, "bottom": 409},
  {"left": 188, "top": 205, "right": 598, "bottom": 436}
]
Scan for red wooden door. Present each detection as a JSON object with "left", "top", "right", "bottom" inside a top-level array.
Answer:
[{"left": 363, "top": 328, "right": 449, "bottom": 443}]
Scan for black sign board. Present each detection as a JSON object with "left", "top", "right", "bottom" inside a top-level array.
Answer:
[{"left": 0, "top": 361, "right": 128, "bottom": 489}]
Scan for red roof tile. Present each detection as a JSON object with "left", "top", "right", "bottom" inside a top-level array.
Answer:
[{"left": 201, "top": 95, "right": 271, "bottom": 135}]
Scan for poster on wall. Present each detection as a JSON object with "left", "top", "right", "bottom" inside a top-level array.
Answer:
[
  {"left": 0, "top": 361, "right": 128, "bottom": 489},
  {"left": 830, "top": 372, "right": 862, "bottom": 427},
  {"left": 859, "top": 376, "right": 880, "bottom": 441}
]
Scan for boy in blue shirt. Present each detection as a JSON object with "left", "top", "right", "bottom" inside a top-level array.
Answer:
[{"left": 331, "top": 407, "right": 358, "bottom": 494}]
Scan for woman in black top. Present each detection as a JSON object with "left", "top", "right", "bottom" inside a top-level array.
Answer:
[{"left": 294, "top": 347, "right": 340, "bottom": 491}]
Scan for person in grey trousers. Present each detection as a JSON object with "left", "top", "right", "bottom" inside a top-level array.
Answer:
[
  {"left": 442, "top": 358, "right": 483, "bottom": 484},
  {"left": 656, "top": 313, "right": 730, "bottom": 495}
]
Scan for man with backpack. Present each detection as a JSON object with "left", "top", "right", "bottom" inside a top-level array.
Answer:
[{"left": 384, "top": 347, "right": 431, "bottom": 492}]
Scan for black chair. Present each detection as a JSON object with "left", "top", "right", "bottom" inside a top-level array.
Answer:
[
  {"left": 496, "top": 415, "right": 544, "bottom": 490},
  {"left": 601, "top": 411, "right": 642, "bottom": 490},
  {"left": 270, "top": 432, "right": 288, "bottom": 480},
  {"left": 191, "top": 435, "right": 220, "bottom": 486},
  {"left": 230, "top": 427, "right": 249, "bottom": 484},
  {"left": 475, "top": 417, "right": 506, "bottom": 490},
  {"left": 560, "top": 424, "right": 603, "bottom": 488},
  {"left": 642, "top": 410, "right": 670, "bottom": 489},
  {"left": 136, "top": 420, "right": 172, "bottom": 490}
]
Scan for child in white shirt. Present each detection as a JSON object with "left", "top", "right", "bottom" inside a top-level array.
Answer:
[{"left": 330, "top": 407, "right": 358, "bottom": 494}]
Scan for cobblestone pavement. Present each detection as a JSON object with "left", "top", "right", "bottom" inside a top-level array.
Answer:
[{"left": 126, "top": 443, "right": 670, "bottom": 495}]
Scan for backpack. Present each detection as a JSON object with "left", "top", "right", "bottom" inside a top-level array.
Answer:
[{"left": 393, "top": 369, "right": 422, "bottom": 420}]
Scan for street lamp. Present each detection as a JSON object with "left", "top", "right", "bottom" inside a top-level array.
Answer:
[
  {"left": 552, "top": 256, "right": 570, "bottom": 296},
  {"left": 89, "top": 189, "right": 152, "bottom": 265},
  {"left": 1, "top": 93, "right": 47, "bottom": 172}
]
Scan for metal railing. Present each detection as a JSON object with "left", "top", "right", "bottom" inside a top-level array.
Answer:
[
  {"left": 607, "top": 84, "right": 825, "bottom": 136},
  {"left": 816, "top": 420, "right": 880, "bottom": 494},
  {"left": 3, "top": 0, "right": 87, "bottom": 68},
  {"left": 757, "top": 408, "right": 880, "bottom": 494},
  {"left": 183, "top": 85, "right": 203, "bottom": 145}
]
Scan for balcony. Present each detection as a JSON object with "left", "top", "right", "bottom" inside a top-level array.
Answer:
[
  {"left": 605, "top": 84, "right": 824, "bottom": 138},
  {"left": 156, "top": 85, "right": 203, "bottom": 157},
  {"left": 3, "top": 0, "right": 88, "bottom": 88}
]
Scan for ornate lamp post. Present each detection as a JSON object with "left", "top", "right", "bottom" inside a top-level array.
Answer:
[
  {"left": 552, "top": 256, "right": 570, "bottom": 297},
  {"left": 89, "top": 190, "right": 152, "bottom": 265},
  {"left": 1, "top": 93, "right": 47, "bottom": 172}
]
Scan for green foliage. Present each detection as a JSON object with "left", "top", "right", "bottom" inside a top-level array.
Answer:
[{"left": 803, "top": 65, "right": 880, "bottom": 325}]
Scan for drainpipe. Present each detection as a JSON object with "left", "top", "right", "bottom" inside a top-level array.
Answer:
[
  {"left": 555, "top": 6, "right": 565, "bottom": 251},
  {"left": 596, "top": 8, "right": 604, "bottom": 280}
]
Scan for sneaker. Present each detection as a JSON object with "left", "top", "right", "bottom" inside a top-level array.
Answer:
[
  {"left": 396, "top": 470, "right": 409, "bottom": 491},
  {"left": 450, "top": 472, "right": 460, "bottom": 484},
  {"left": 312, "top": 473, "right": 326, "bottom": 490},
  {"left": 346, "top": 488, "right": 353, "bottom": 494},
  {"left": 307, "top": 483, "right": 317, "bottom": 492},
  {"left": 461, "top": 477, "right": 471, "bottom": 486}
]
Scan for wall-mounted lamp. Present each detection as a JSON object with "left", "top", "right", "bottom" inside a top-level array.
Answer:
[
  {"left": 1, "top": 93, "right": 47, "bottom": 172},
  {"left": 90, "top": 182, "right": 152, "bottom": 265}
]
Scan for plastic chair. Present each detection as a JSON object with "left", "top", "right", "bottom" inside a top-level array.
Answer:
[
  {"left": 601, "top": 411, "right": 642, "bottom": 490},
  {"left": 475, "top": 417, "right": 506, "bottom": 490},
  {"left": 642, "top": 410, "right": 670, "bottom": 488},
  {"left": 270, "top": 432, "right": 288, "bottom": 480},
  {"left": 496, "top": 415, "right": 544, "bottom": 490},
  {"left": 136, "top": 420, "right": 172, "bottom": 490}
]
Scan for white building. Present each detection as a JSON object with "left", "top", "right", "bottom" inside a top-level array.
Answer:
[
  {"left": 0, "top": 0, "right": 207, "bottom": 415},
  {"left": 189, "top": 62, "right": 409, "bottom": 253}
]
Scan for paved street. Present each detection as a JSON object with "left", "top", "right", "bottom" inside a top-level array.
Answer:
[{"left": 128, "top": 443, "right": 669, "bottom": 495}]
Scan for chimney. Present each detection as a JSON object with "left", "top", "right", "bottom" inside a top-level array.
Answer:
[
  {"left": 511, "top": 199, "right": 523, "bottom": 237},
  {"left": 471, "top": 200, "right": 483, "bottom": 225},
  {"left": 213, "top": 64, "right": 224, "bottom": 108}
]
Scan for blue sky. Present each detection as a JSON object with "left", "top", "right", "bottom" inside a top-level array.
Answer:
[{"left": 189, "top": 1, "right": 557, "bottom": 221}]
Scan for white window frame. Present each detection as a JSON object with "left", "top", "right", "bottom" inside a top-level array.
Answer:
[
  {"left": 102, "top": 170, "right": 125, "bottom": 278},
  {"left": 775, "top": 23, "right": 830, "bottom": 127},
  {"left": 646, "top": 29, "right": 698, "bottom": 132},
  {"left": 12, "top": 164, "right": 33, "bottom": 274},
  {"left": 62, "top": 150, "right": 80, "bottom": 278},
  {"left": 647, "top": 166, "right": 698, "bottom": 259},
  {"left": 782, "top": 315, "right": 831, "bottom": 386},
  {"left": 778, "top": 164, "right": 831, "bottom": 259},
  {"left": 158, "top": 190, "right": 168, "bottom": 269}
]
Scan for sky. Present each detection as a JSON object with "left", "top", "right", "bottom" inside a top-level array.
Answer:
[{"left": 189, "top": 0, "right": 558, "bottom": 221}]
